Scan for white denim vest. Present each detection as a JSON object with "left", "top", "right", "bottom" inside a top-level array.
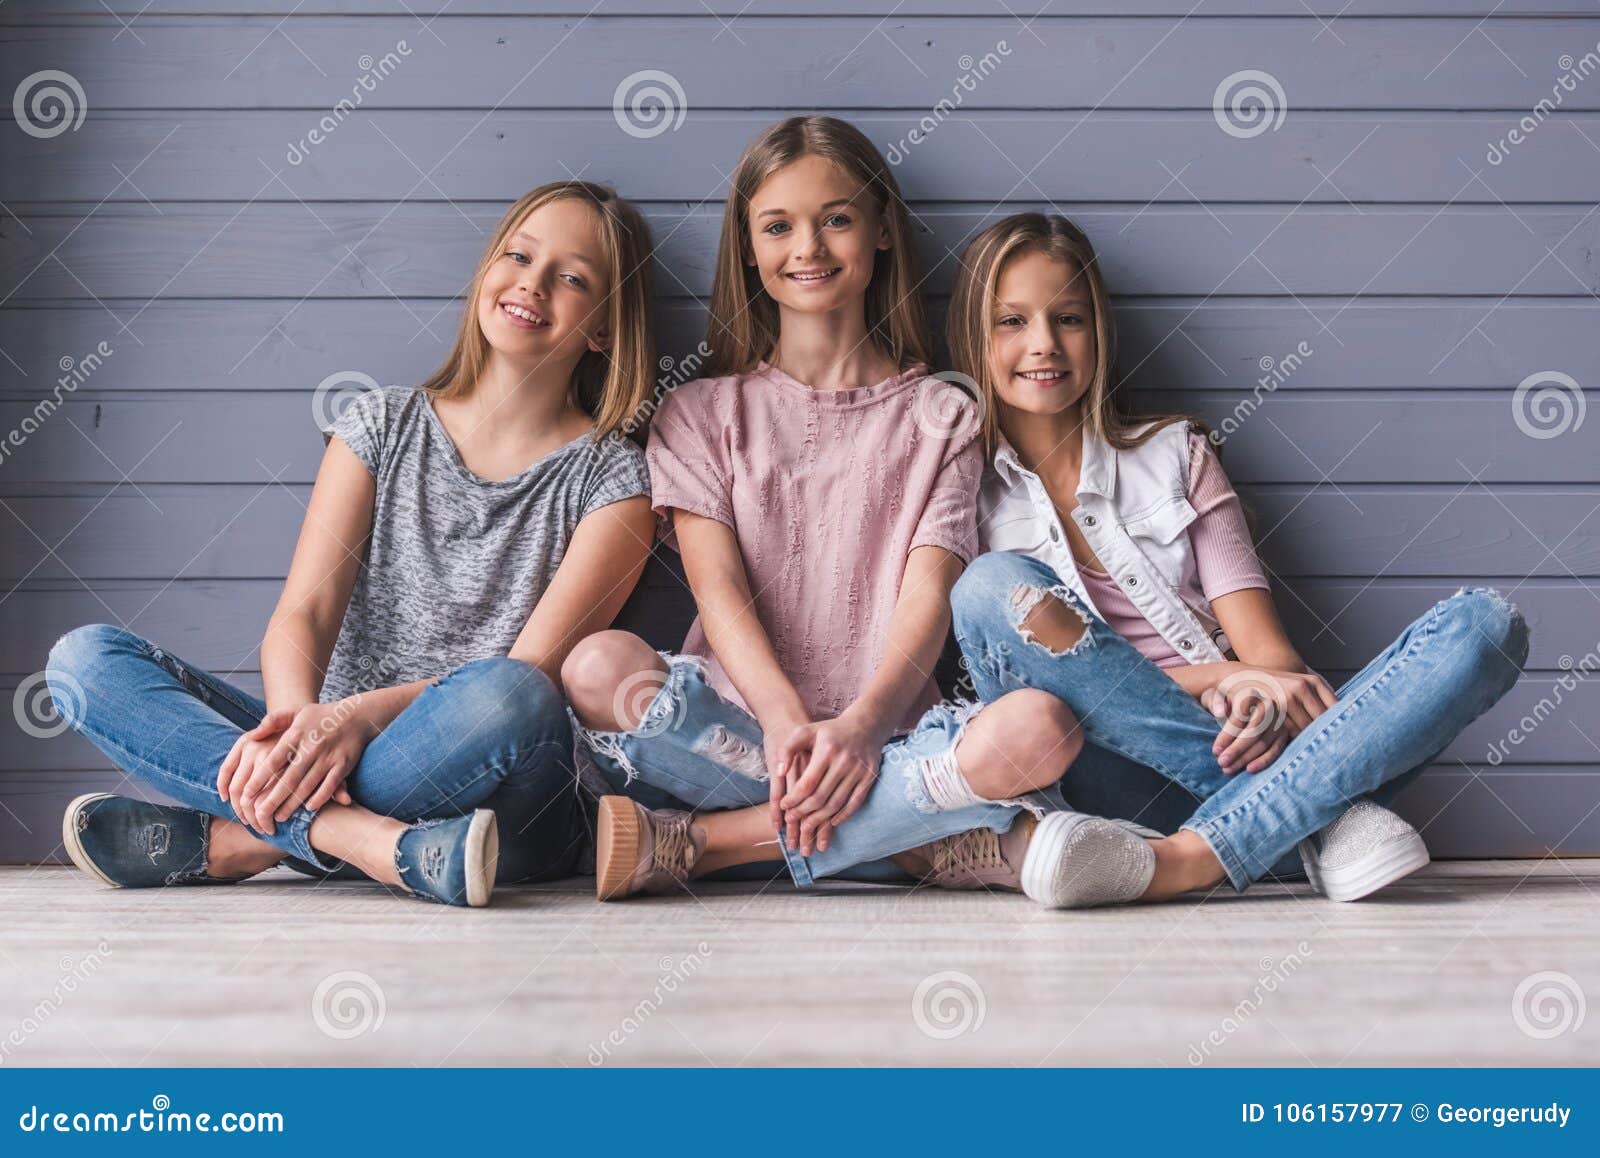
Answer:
[{"left": 978, "top": 421, "right": 1232, "bottom": 664}]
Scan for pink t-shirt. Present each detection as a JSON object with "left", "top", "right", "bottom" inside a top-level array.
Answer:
[
  {"left": 1076, "top": 432, "right": 1269, "bottom": 668},
  {"left": 647, "top": 361, "right": 983, "bottom": 731}
]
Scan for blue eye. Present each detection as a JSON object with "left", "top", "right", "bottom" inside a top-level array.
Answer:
[
  {"left": 825, "top": 213, "right": 851, "bottom": 227},
  {"left": 562, "top": 273, "right": 587, "bottom": 289},
  {"left": 506, "top": 250, "right": 529, "bottom": 264},
  {"left": 764, "top": 221, "right": 791, "bottom": 236},
  {"left": 996, "top": 315, "right": 1022, "bottom": 327}
]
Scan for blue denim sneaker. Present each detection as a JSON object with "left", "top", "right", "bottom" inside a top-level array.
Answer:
[
  {"left": 394, "top": 810, "right": 498, "bottom": 907},
  {"left": 62, "top": 793, "right": 220, "bottom": 888}
]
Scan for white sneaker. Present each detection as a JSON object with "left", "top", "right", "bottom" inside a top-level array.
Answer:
[
  {"left": 1299, "top": 800, "right": 1429, "bottom": 902},
  {"left": 1020, "top": 811, "right": 1156, "bottom": 909}
]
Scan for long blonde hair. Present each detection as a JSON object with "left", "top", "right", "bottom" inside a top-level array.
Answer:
[
  {"left": 947, "top": 212, "right": 1201, "bottom": 458},
  {"left": 704, "top": 116, "right": 931, "bottom": 376},
  {"left": 419, "top": 181, "right": 656, "bottom": 440}
]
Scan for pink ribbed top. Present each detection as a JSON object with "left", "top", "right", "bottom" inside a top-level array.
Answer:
[{"left": 647, "top": 361, "right": 983, "bottom": 730}]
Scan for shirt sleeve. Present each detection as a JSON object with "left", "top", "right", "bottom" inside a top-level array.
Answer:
[
  {"left": 1185, "top": 431, "right": 1270, "bottom": 600},
  {"left": 580, "top": 434, "right": 652, "bottom": 521},
  {"left": 321, "top": 385, "right": 389, "bottom": 476},
  {"left": 645, "top": 380, "right": 735, "bottom": 531},
  {"left": 910, "top": 402, "right": 984, "bottom": 564}
]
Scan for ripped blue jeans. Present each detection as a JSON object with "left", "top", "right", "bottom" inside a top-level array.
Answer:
[
  {"left": 950, "top": 551, "right": 1530, "bottom": 890},
  {"left": 575, "top": 655, "right": 1030, "bottom": 887}
]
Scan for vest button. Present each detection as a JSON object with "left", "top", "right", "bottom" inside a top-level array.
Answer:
[
  {"left": 1048, "top": 525, "right": 1061, "bottom": 542},
  {"left": 1083, "top": 514, "right": 1096, "bottom": 526},
  {"left": 1125, "top": 575, "right": 1138, "bottom": 587},
  {"left": 1179, "top": 639, "right": 1193, "bottom": 650}
]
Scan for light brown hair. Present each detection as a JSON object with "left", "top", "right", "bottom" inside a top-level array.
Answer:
[
  {"left": 419, "top": 180, "right": 656, "bottom": 440},
  {"left": 947, "top": 212, "right": 1201, "bottom": 458},
  {"left": 704, "top": 116, "right": 931, "bottom": 376}
]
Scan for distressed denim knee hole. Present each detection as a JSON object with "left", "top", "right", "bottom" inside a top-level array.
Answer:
[{"left": 1010, "top": 583, "right": 1092, "bottom": 656}]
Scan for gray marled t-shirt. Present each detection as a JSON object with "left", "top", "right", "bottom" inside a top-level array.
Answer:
[{"left": 316, "top": 385, "right": 650, "bottom": 703}]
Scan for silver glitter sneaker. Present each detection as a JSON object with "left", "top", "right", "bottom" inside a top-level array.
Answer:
[
  {"left": 1020, "top": 810, "right": 1157, "bottom": 909},
  {"left": 1299, "top": 799, "right": 1429, "bottom": 902}
]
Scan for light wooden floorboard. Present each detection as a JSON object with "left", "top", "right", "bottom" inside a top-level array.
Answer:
[{"left": 0, "top": 862, "right": 1595, "bottom": 1067}]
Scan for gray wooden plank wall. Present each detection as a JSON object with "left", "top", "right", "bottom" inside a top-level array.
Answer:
[{"left": 2, "top": 2, "right": 1597, "bottom": 862}]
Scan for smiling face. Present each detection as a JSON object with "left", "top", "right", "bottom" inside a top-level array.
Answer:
[
  {"left": 744, "top": 153, "right": 891, "bottom": 317},
  {"left": 474, "top": 196, "right": 613, "bottom": 366},
  {"left": 987, "top": 249, "right": 1097, "bottom": 421}
]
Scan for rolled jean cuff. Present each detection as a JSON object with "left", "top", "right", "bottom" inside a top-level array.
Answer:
[
  {"left": 275, "top": 810, "right": 339, "bottom": 872},
  {"left": 780, "top": 842, "right": 817, "bottom": 888},
  {"left": 1181, "top": 821, "right": 1253, "bottom": 893}
]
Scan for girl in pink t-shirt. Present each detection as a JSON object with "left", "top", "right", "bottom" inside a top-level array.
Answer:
[
  {"left": 938, "top": 212, "right": 1527, "bottom": 909},
  {"left": 563, "top": 117, "right": 1082, "bottom": 899}
]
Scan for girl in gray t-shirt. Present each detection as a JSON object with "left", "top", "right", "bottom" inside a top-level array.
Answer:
[{"left": 48, "top": 181, "right": 658, "bottom": 908}]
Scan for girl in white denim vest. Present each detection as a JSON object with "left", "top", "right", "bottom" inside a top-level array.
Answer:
[{"left": 911, "top": 212, "right": 1528, "bottom": 909}]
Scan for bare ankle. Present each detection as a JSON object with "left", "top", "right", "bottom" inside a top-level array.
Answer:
[
  {"left": 306, "top": 807, "right": 406, "bottom": 887},
  {"left": 205, "top": 817, "right": 283, "bottom": 880},
  {"left": 1141, "top": 831, "right": 1226, "bottom": 900}
]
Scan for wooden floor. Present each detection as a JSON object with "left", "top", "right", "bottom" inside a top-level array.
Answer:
[{"left": 1, "top": 861, "right": 1595, "bottom": 1067}]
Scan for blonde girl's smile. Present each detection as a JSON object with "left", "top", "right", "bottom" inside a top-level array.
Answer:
[{"left": 476, "top": 196, "right": 612, "bottom": 359}]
